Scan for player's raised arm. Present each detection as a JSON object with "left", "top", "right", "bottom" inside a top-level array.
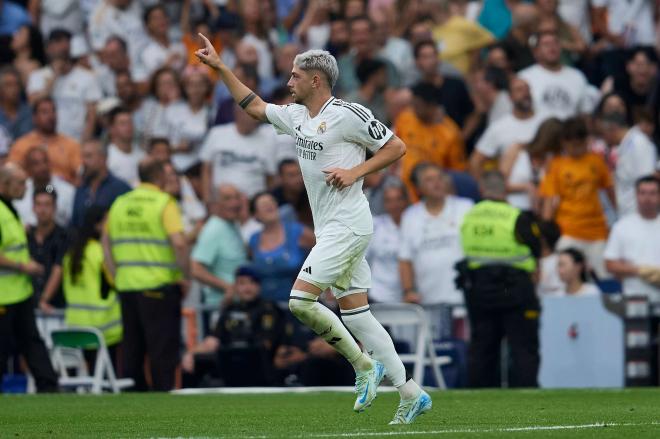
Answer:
[{"left": 195, "top": 33, "right": 268, "bottom": 122}]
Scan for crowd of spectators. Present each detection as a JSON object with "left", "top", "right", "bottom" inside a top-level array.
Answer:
[{"left": 1, "top": 0, "right": 660, "bottom": 389}]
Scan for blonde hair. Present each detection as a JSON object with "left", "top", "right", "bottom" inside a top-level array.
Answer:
[{"left": 293, "top": 50, "right": 339, "bottom": 89}]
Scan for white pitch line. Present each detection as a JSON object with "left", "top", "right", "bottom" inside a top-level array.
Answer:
[
  {"left": 302, "top": 421, "right": 660, "bottom": 438},
  {"left": 159, "top": 420, "right": 660, "bottom": 439}
]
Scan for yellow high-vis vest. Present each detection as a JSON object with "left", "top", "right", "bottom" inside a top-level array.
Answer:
[
  {"left": 63, "top": 239, "right": 122, "bottom": 346},
  {"left": 460, "top": 200, "right": 536, "bottom": 273},
  {"left": 107, "top": 185, "right": 180, "bottom": 292},
  {"left": 0, "top": 200, "right": 32, "bottom": 305}
]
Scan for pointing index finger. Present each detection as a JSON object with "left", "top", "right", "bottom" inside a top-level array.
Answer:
[{"left": 198, "top": 33, "right": 212, "bottom": 48}]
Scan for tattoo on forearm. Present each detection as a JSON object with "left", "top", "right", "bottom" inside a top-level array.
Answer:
[{"left": 238, "top": 92, "right": 257, "bottom": 109}]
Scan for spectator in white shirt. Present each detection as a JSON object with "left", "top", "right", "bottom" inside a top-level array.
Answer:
[
  {"left": 106, "top": 107, "right": 144, "bottom": 187},
  {"left": 470, "top": 76, "right": 546, "bottom": 177},
  {"left": 399, "top": 163, "right": 473, "bottom": 306},
  {"left": 36, "top": 0, "right": 84, "bottom": 39},
  {"left": 200, "top": 104, "right": 277, "bottom": 201},
  {"left": 555, "top": 248, "right": 601, "bottom": 297},
  {"left": 598, "top": 111, "right": 657, "bottom": 217},
  {"left": 27, "top": 29, "right": 102, "bottom": 142},
  {"left": 605, "top": 176, "right": 660, "bottom": 304},
  {"left": 519, "top": 31, "right": 592, "bottom": 119},
  {"left": 88, "top": 0, "right": 147, "bottom": 65},
  {"left": 94, "top": 35, "right": 148, "bottom": 97},
  {"left": 14, "top": 146, "right": 75, "bottom": 227},
  {"left": 238, "top": 0, "right": 274, "bottom": 81},
  {"left": 471, "top": 65, "right": 512, "bottom": 125},
  {"left": 164, "top": 65, "right": 212, "bottom": 172},
  {"left": 366, "top": 182, "right": 409, "bottom": 304},
  {"left": 139, "top": 4, "right": 187, "bottom": 76},
  {"left": 133, "top": 66, "right": 185, "bottom": 148},
  {"left": 592, "top": 0, "right": 656, "bottom": 47}
]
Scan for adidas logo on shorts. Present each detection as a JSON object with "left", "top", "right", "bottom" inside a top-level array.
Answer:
[{"left": 302, "top": 266, "right": 312, "bottom": 275}]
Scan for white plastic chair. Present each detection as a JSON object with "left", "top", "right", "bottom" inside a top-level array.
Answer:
[
  {"left": 370, "top": 303, "right": 451, "bottom": 389},
  {"left": 49, "top": 327, "right": 133, "bottom": 394}
]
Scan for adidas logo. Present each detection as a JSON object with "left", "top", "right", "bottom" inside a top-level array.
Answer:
[
  {"left": 295, "top": 125, "right": 301, "bottom": 131},
  {"left": 328, "top": 337, "right": 342, "bottom": 345},
  {"left": 302, "top": 266, "right": 312, "bottom": 275}
]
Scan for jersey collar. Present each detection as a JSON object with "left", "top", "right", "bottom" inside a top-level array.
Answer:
[{"left": 311, "top": 96, "right": 335, "bottom": 119}]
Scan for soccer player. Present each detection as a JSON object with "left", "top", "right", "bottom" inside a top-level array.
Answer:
[{"left": 195, "top": 34, "right": 431, "bottom": 424}]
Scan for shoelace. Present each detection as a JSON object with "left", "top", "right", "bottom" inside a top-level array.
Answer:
[
  {"left": 354, "top": 372, "right": 369, "bottom": 394},
  {"left": 391, "top": 399, "right": 415, "bottom": 423}
]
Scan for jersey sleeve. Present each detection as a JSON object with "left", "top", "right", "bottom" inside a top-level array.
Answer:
[
  {"left": 265, "top": 103, "right": 296, "bottom": 137},
  {"left": 343, "top": 103, "right": 394, "bottom": 152}
]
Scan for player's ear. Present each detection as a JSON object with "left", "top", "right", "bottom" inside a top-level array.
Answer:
[{"left": 312, "top": 73, "right": 320, "bottom": 89}]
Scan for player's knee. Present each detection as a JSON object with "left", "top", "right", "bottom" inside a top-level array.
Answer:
[
  {"left": 288, "top": 297, "right": 307, "bottom": 319},
  {"left": 288, "top": 295, "right": 316, "bottom": 320}
]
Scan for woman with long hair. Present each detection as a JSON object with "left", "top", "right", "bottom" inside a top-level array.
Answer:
[
  {"left": 62, "top": 206, "right": 122, "bottom": 368},
  {"left": 164, "top": 65, "right": 212, "bottom": 172},
  {"left": 10, "top": 25, "right": 47, "bottom": 84},
  {"left": 556, "top": 247, "right": 601, "bottom": 297},
  {"left": 134, "top": 67, "right": 184, "bottom": 149},
  {"left": 0, "top": 66, "right": 32, "bottom": 141}
]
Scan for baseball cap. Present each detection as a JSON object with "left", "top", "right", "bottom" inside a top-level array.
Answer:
[{"left": 235, "top": 265, "right": 261, "bottom": 284}]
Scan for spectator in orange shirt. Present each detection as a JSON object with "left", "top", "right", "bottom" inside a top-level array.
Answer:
[
  {"left": 9, "top": 97, "right": 81, "bottom": 184},
  {"left": 540, "top": 117, "right": 616, "bottom": 279},
  {"left": 395, "top": 82, "right": 466, "bottom": 201}
]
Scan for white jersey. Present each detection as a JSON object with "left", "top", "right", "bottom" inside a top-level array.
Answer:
[{"left": 266, "top": 97, "right": 393, "bottom": 236}]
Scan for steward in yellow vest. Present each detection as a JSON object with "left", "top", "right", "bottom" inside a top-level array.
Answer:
[
  {"left": 0, "top": 164, "right": 58, "bottom": 392},
  {"left": 457, "top": 171, "right": 542, "bottom": 389},
  {"left": 104, "top": 158, "right": 189, "bottom": 391},
  {"left": 63, "top": 206, "right": 122, "bottom": 367}
]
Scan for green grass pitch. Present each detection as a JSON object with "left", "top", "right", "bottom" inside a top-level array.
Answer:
[{"left": 2, "top": 389, "right": 659, "bottom": 438}]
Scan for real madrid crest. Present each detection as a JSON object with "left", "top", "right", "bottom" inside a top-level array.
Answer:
[{"left": 317, "top": 121, "right": 327, "bottom": 134}]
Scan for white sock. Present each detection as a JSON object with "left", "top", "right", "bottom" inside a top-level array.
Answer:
[
  {"left": 398, "top": 379, "right": 423, "bottom": 400},
  {"left": 341, "top": 304, "right": 410, "bottom": 391},
  {"left": 289, "top": 290, "right": 372, "bottom": 371}
]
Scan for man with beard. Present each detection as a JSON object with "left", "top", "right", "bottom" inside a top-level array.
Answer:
[
  {"left": 70, "top": 139, "right": 131, "bottom": 228},
  {"left": 9, "top": 97, "right": 81, "bottom": 184},
  {"left": 470, "top": 76, "right": 545, "bottom": 178}
]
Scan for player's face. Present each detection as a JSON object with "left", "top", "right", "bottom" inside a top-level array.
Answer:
[{"left": 287, "top": 65, "right": 313, "bottom": 104}]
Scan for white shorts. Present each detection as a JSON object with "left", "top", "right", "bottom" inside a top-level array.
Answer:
[{"left": 297, "top": 222, "right": 372, "bottom": 299}]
